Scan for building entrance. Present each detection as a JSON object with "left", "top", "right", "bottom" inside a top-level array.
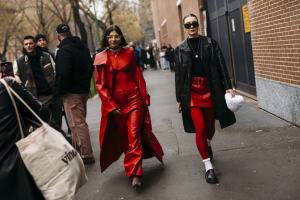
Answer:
[{"left": 203, "top": 0, "right": 256, "bottom": 96}]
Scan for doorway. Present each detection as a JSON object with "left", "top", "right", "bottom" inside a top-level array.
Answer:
[{"left": 203, "top": 0, "right": 256, "bottom": 96}]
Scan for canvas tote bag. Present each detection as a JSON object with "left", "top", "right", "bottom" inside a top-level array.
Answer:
[{"left": 0, "top": 79, "right": 88, "bottom": 200}]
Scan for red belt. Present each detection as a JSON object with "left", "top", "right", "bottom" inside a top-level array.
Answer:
[
  {"left": 191, "top": 77, "right": 208, "bottom": 85},
  {"left": 113, "top": 87, "right": 138, "bottom": 96}
]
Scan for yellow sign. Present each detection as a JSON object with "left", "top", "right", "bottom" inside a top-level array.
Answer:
[{"left": 242, "top": 4, "right": 251, "bottom": 33}]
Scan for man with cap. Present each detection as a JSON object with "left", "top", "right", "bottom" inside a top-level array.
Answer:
[
  {"left": 54, "top": 23, "right": 95, "bottom": 164},
  {"left": 35, "top": 34, "right": 55, "bottom": 59}
]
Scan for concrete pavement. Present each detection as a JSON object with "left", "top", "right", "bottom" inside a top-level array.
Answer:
[{"left": 66, "top": 68, "right": 300, "bottom": 200}]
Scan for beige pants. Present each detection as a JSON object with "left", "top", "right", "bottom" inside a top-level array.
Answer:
[{"left": 62, "top": 93, "right": 93, "bottom": 158}]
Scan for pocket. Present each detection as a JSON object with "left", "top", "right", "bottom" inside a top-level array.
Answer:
[{"left": 69, "top": 103, "right": 85, "bottom": 127}]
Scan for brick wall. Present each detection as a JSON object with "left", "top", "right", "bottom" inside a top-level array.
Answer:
[
  {"left": 151, "top": 0, "right": 204, "bottom": 48},
  {"left": 248, "top": 0, "right": 300, "bottom": 86}
]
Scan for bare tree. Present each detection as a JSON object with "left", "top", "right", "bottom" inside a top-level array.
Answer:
[
  {"left": 79, "top": 0, "right": 125, "bottom": 36},
  {"left": 46, "top": 0, "right": 72, "bottom": 24},
  {"left": 18, "top": 0, "right": 60, "bottom": 43},
  {"left": 0, "top": 2, "right": 24, "bottom": 60},
  {"left": 69, "top": 0, "right": 88, "bottom": 47}
]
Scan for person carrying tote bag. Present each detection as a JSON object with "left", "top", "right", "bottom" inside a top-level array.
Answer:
[
  {"left": 0, "top": 77, "right": 48, "bottom": 200},
  {"left": 0, "top": 78, "right": 88, "bottom": 200}
]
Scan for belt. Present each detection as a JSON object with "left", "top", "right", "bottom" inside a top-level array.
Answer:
[
  {"left": 191, "top": 77, "right": 208, "bottom": 85},
  {"left": 113, "top": 86, "right": 138, "bottom": 95}
]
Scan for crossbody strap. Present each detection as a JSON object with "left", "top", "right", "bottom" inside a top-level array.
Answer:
[
  {"left": 0, "top": 79, "right": 45, "bottom": 127},
  {"left": 0, "top": 79, "right": 25, "bottom": 138}
]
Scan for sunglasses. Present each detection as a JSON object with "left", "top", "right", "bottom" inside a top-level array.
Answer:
[
  {"left": 106, "top": 35, "right": 121, "bottom": 39},
  {"left": 184, "top": 21, "right": 199, "bottom": 29}
]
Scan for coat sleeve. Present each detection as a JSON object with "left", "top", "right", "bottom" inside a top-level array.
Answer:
[
  {"left": 56, "top": 48, "right": 72, "bottom": 96},
  {"left": 6, "top": 78, "right": 50, "bottom": 124},
  {"left": 95, "top": 65, "right": 118, "bottom": 115},
  {"left": 174, "top": 46, "right": 182, "bottom": 102},
  {"left": 212, "top": 39, "right": 232, "bottom": 90}
]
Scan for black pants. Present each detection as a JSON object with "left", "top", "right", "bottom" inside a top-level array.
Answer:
[{"left": 169, "top": 61, "right": 175, "bottom": 72}]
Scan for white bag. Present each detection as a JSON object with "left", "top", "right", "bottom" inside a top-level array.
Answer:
[
  {"left": 225, "top": 93, "right": 244, "bottom": 112},
  {"left": 0, "top": 79, "right": 88, "bottom": 200}
]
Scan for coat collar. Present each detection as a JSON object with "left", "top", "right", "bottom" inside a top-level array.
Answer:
[
  {"left": 178, "top": 35, "right": 211, "bottom": 58},
  {"left": 94, "top": 49, "right": 111, "bottom": 68},
  {"left": 93, "top": 48, "right": 133, "bottom": 72}
]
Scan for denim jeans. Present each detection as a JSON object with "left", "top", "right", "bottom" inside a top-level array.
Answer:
[{"left": 162, "top": 57, "right": 169, "bottom": 69}]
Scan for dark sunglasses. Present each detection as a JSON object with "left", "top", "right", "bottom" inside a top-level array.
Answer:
[{"left": 184, "top": 21, "right": 199, "bottom": 29}]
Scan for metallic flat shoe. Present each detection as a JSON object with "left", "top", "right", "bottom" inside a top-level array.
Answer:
[{"left": 132, "top": 182, "right": 141, "bottom": 190}]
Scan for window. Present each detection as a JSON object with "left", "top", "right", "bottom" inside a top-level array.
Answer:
[{"left": 161, "top": 19, "right": 168, "bottom": 38}]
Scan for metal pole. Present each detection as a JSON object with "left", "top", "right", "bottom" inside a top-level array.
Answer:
[{"left": 93, "top": 0, "right": 101, "bottom": 47}]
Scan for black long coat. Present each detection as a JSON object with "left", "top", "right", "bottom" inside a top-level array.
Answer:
[
  {"left": 0, "top": 78, "right": 49, "bottom": 200},
  {"left": 174, "top": 36, "right": 236, "bottom": 132}
]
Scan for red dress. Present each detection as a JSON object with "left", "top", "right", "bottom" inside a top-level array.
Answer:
[{"left": 94, "top": 48, "right": 163, "bottom": 177}]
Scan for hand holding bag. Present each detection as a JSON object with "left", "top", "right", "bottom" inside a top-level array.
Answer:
[
  {"left": 225, "top": 93, "right": 244, "bottom": 112},
  {"left": 0, "top": 79, "right": 87, "bottom": 200}
]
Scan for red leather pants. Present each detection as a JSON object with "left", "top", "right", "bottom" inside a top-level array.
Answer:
[
  {"left": 190, "top": 77, "right": 215, "bottom": 160},
  {"left": 113, "top": 88, "right": 144, "bottom": 177}
]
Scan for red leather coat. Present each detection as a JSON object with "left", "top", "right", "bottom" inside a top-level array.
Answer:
[{"left": 94, "top": 48, "right": 164, "bottom": 172}]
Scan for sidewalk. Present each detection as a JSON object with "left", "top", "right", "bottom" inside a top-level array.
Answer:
[{"left": 65, "top": 68, "right": 300, "bottom": 200}]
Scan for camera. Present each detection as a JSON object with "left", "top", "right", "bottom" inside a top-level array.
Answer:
[{"left": 1, "top": 62, "right": 14, "bottom": 77}]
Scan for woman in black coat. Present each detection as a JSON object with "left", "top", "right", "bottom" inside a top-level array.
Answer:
[
  {"left": 0, "top": 76, "right": 49, "bottom": 200},
  {"left": 147, "top": 45, "right": 156, "bottom": 69},
  {"left": 165, "top": 44, "right": 175, "bottom": 72},
  {"left": 141, "top": 47, "right": 148, "bottom": 68},
  {"left": 174, "top": 14, "right": 236, "bottom": 184},
  {"left": 130, "top": 45, "right": 140, "bottom": 67}
]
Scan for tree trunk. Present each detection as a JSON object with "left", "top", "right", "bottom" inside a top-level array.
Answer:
[
  {"left": 0, "top": 40, "right": 9, "bottom": 61},
  {"left": 70, "top": 0, "right": 88, "bottom": 48},
  {"left": 86, "top": 14, "right": 96, "bottom": 53}
]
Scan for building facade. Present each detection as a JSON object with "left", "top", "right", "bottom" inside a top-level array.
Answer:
[{"left": 151, "top": 0, "right": 300, "bottom": 126}]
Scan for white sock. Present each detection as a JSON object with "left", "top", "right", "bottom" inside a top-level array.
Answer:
[
  {"left": 203, "top": 158, "right": 213, "bottom": 172},
  {"left": 207, "top": 139, "right": 211, "bottom": 147}
]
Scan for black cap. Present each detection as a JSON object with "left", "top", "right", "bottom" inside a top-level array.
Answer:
[
  {"left": 56, "top": 23, "right": 70, "bottom": 33},
  {"left": 35, "top": 34, "right": 47, "bottom": 42}
]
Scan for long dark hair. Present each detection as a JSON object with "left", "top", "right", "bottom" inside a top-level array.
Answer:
[
  {"left": 183, "top": 14, "right": 198, "bottom": 24},
  {"left": 100, "top": 25, "right": 128, "bottom": 49},
  {"left": 167, "top": 44, "right": 173, "bottom": 49}
]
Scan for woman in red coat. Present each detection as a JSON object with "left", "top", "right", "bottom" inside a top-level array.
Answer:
[{"left": 94, "top": 25, "right": 163, "bottom": 189}]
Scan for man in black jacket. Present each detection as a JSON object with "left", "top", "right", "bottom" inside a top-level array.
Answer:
[{"left": 54, "top": 23, "right": 95, "bottom": 164}]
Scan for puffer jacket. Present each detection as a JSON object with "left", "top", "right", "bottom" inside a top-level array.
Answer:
[{"left": 174, "top": 35, "right": 236, "bottom": 132}]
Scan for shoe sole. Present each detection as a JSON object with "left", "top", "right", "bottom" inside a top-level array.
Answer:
[
  {"left": 84, "top": 160, "right": 95, "bottom": 165},
  {"left": 206, "top": 179, "right": 219, "bottom": 184}
]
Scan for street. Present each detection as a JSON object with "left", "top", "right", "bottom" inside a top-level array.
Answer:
[{"left": 69, "top": 69, "right": 300, "bottom": 200}]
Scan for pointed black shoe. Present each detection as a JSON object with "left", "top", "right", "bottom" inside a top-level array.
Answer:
[
  {"left": 208, "top": 146, "right": 213, "bottom": 161},
  {"left": 205, "top": 169, "right": 219, "bottom": 184}
]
